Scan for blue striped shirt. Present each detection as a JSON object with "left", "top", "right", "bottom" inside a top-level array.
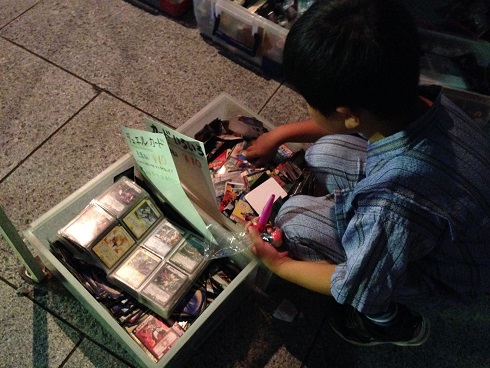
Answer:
[{"left": 330, "top": 93, "right": 490, "bottom": 314}]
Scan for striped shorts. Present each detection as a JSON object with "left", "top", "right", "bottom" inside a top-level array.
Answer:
[{"left": 275, "top": 134, "right": 367, "bottom": 263}]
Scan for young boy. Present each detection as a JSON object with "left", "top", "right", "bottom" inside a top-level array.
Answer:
[{"left": 244, "top": 0, "right": 490, "bottom": 346}]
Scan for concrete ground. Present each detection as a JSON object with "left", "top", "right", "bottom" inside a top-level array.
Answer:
[{"left": 1, "top": 1, "right": 489, "bottom": 367}]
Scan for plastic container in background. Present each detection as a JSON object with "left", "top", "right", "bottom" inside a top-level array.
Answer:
[
  {"left": 442, "top": 87, "right": 490, "bottom": 134},
  {"left": 193, "top": 0, "right": 289, "bottom": 76}
]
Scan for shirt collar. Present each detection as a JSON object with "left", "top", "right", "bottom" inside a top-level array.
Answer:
[{"left": 365, "top": 92, "right": 443, "bottom": 175}]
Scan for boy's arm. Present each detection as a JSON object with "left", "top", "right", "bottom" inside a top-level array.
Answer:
[
  {"left": 264, "top": 118, "right": 330, "bottom": 144},
  {"left": 246, "top": 223, "right": 334, "bottom": 295},
  {"left": 271, "top": 258, "right": 335, "bottom": 295},
  {"left": 244, "top": 118, "right": 328, "bottom": 166}
]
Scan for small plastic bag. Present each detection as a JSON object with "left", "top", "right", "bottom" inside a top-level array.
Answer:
[{"left": 203, "top": 223, "right": 252, "bottom": 260}]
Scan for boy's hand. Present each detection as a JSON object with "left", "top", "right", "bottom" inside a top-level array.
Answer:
[
  {"left": 245, "top": 222, "right": 290, "bottom": 272},
  {"left": 243, "top": 132, "right": 280, "bottom": 167}
]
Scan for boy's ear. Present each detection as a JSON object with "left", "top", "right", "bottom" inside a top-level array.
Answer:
[{"left": 336, "top": 107, "right": 360, "bottom": 130}]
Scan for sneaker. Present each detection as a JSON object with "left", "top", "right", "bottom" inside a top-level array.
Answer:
[{"left": 328, "top": 302, "right": 430, "bottom": 346}]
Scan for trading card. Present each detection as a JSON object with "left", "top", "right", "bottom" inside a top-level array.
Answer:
[
  {"left": 219, "top": 182, "right": 246, "bottom": 212},
  {"left": 96, "top": 177, "right": 143, "bottom": 217},
  {"left": 123, "top": 199, "right": 162, "bottom": 238},
  {"left": 228, "top": 116, "right": 264, "bottom": 139},
  {"left": 141, "top": 264, "right": 188, "bottom": 307},
  {"left": 237, "top": 115, "right": 265, "bottom": 136},
  {"left": 245, "top": 177, "right": 287, "bottom": 216},
  {"left": 221, "top": 199, "right": 235, "bottom": 218},
  {"left": 60, "top": 204, "right": 115, "bottom": 249},
  {"left": 208, "top": 147, "right": 230, "bottom": 170},
  {"left": 268, "top": 170, "right": 287, "bottom": 188},
  {"left": 169, "top": 235, "right": 206, "bottom": 274},
  {"left": 273, "top": 144, "right": 295, "bottom": 164},
  {"left": 212, "top": 270, "right": 234, "bottom": 289},
  {"left": 173, "top": 287, "right": 207, "bottom": 318},
  {"left": 272, "top": 162, "right": 293, "bottom": 182},
  {"left": 226, "top": 141, "right": 251, "bottom": 170},
  {"left": 143, "top": 219, "right": 185, "bottom": 257},
  {"left": 91, "top": 226, "right": 136, "bottom": 269},
  {"left": 242, "top": 169, "right": 266, "bottom": 191},
  {"left": 112, "top": 247, "right": 161, "bottom": 289},
  {"left": 194, "top": 117, "right": 225, "bottom": 143},
  {"left": 223, "top": 156, "right": 241, "bottom": 171},
  {"left": 171, "top": 321, "right": 185, "bottom": 336},
  {"left": 134, "top": 314, "right": 179, "bottom": 359},
  {"left": 208, "top": 137, "right": 243, "bottom": 164},
  {"left": 177, "top": 321, "right": 191, "bottom": 332},
  {"left": 248, "top": 172, "right": 270, "bottom": 191},
  {"left": 212, "top": 170, "right": 244, "bottom": 198},
  {"left": 230, "top": 199, "right": 256, "bottom": 223},
  {"left": 283, "top": 160, "right": 303, "bottom": 181}
]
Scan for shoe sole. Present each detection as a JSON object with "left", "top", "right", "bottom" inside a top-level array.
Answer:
[{"left": 328, "top": 317, "right": 431, "bottom": 347}]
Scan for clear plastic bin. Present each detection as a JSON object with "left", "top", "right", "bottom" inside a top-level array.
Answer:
[
  {"left": 24, "top": 93, "right": 276, "bottom": 368},
  {"left": 193, "top": 0, "right": 289, "bottom": 76}
]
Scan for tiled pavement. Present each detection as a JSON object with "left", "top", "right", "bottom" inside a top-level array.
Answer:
[{"left": 1, "top": 1, "right": 489, "bottom": 367}]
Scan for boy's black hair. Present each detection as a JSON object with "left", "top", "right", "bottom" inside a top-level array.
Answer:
[{"left": 283, "top": 0, "right": 421, "bottom": 119}]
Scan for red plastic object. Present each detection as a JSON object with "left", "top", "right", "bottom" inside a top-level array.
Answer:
[{"left": 160, "top": 0, "right": 192, "bottom": 17}]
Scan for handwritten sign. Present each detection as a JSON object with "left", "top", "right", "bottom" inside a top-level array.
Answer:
[
  {"left": 145, "top": 118, "right": 223, "bottom": 223},
  {"left": 121, "top": 126, "right": 210, "bottom": 237}
]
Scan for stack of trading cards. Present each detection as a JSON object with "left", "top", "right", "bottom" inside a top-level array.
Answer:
[
  {"left": 139, "top": 263, "right": 191, "bottom": 318},
  {"left": 59, "top": 203, "right": 116, "bottom": 253},
  {"left": 142, "top": 218, "right": 186, "bottom": 258},
  {"left": 193, "top": 114, "right": 306, "bottom": 226},
  {"left": 58, "top": 173, "right": 244, "bottom": 324},
  {"left": 59, "top": 203, "right": 138, "bottom": 271},
  {"left": 51, "top": 234, "right": 243, "bottom": 362},
  {"left": 107, "top": 215, "right": 209, "bottom": 318},
  {"left": 110, "top": 247, "right": 162, "bottom": 290},
  {"left": 95, "top": 177, "right": 162, "bottom": 240},
  {"left": 168, "top": 235, "right": 206, "bottom": 274},
  {"left": 58, "top": 176, "right": 162, "bottom": 273},
  {"left": 95, "top": 176, "right": 144, "bottom": 217},
  {"left": 133, "top": 314, "right": 182, "bottom": 360}
]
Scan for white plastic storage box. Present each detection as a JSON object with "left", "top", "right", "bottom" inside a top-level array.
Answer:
[
  {"left": 418, "top": 28, "right": 490, "bottom": 92},
  {"left": 419, "top": 29, "right": 490, "bottom": 67},
  {"left": 442, "top": 87, "right": 490, "bottom": 135},
  {"left": 193, "top": 0, "right": 289, "bottom": 76},
  {"left": 24, "top": 92, "right": 284, "bottom": 368}
]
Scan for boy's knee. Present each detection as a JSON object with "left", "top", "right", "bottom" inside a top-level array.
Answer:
[{"left": 275, "top": 195, "right": 307, "bottom": 228}]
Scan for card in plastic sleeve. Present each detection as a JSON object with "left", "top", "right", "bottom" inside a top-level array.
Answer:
[
  {"left": 91, "top": 225, "right": 136, "bottom": 268},
  {"left": 141, "top": 264, "right": 188, "bottom": 309},
  {"left": 169, "top": 235, "right": 206, "bottom": 274},
  {"left": 143, "top": 219, "right": 186, "bottom": 258},
  {"left": 59, "top": 204, "right": 115, "bottom": 249},
  {"left": 134, "top": 314, "right": 180, "bottom": 359},
  {"left": 96, "top": 176, "right": 143, "bottom": 217},
  {"left": 111, "top": 247, "right": 162, "bottom": 289},
  {"left": 123, "top": 199, "right": 162, "bottom": 239}
]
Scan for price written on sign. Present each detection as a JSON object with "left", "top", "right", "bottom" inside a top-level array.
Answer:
[
  {"left": 144, "top": 118, "right": 220, "bottom": 220},
  {"left": 121, "top": 126, "right": 210, "bottom": 237},
  {"left": 148, "top": 120, "right": 205, "bottom": 157}
]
